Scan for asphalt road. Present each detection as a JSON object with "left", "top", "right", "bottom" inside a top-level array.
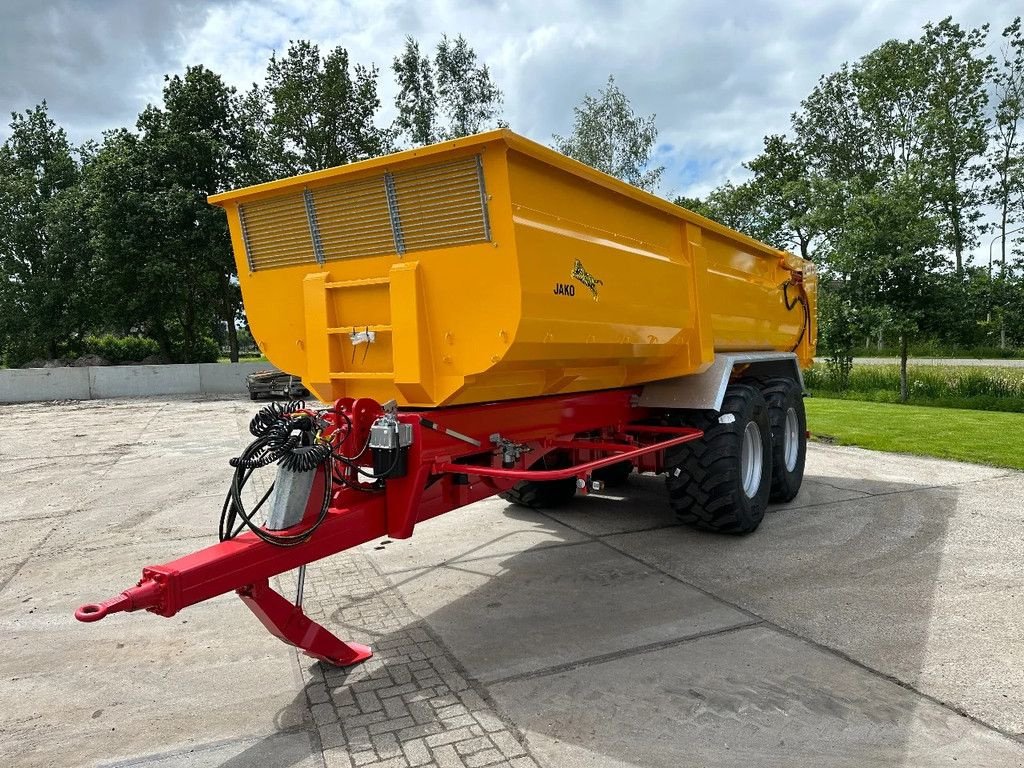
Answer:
[{"left": 1, "top": 397, "right": 1022, "bottom": 767}]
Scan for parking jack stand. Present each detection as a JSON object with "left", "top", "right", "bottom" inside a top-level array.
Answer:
[{"left": 237, "top": 579, "right": 372, "bottom": 666}]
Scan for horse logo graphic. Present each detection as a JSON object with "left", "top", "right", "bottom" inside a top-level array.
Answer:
[{"left": 571, "top": 259, "right": 603, "bottom": 299}]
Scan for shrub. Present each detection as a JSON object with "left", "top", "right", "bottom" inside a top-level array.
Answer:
[
  {"left": 805, "top": 363, "right": 1024, "bottom": 413},
  {"left": 83, "top": 334, "right": 160, "bottom": 364}
]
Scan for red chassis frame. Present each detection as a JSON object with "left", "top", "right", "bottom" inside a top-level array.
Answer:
[{"left": 75, "top": 388, "right": 702, "bottom": 666}]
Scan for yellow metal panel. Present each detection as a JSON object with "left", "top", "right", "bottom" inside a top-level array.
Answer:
[
  {"left": 209, "top": 130, "right": 816, "bottom": 408},
  {"left": 302, "top": 273, "right": 332, "bottom": 395},
  {"left": 389, "top": 261, "right": 435, "bottom": 404}
]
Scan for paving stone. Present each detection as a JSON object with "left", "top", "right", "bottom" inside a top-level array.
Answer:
[
  {"left": 435, "top": 704, "right": 469, "bottom": 720},
  {"left": 472, "top": 711, "right": 505, "bottom": 733},
  {"left": 455, "top": 736, "right": 494, "bottom": 755},
  {"left": 464, "top": 749, "right": 504, "bottom": 768},
  {"left": 323, "top": 747, "right": 354, "bottom": 768},
  {"left": 431, "top": 695, "right": 460, "bottom": 709},
  {"left": 307, "top": 682, "right": 331, "bottom": 705},
  {"left": 286, "top": 543, "right": 546, "bottom": 768},
  {"left": 373, "top": 732, "right": 402, "bottom": 759},
  {"left": 431, "top": 744, "right": 466, "bottom": 768},
  {"left": 379, "top": 682, "right": 419, "bottom": 699},
  {"left": 356, "top": 691, "right": 383, "bottom": 713},
  {"left": 312, "top": 701, "right": 340, "bottom": 726},
  {"left": 457, "top": 691, "right": 487, "bottom": 711},
  {"left": 383, "top": 695, "right": 410, "bottom": 719},
  {"left": 489, "top": 731, "right": 526, "bottom": 759},
  {"left": 426, "top": 727, "right": 477, "bottom": 748},
  {"left": 347, "top": 710, "right": 388, "bottom": 728},
  {"left": 332, "top": 686, "right": 356, "bottom": 707},
  {"left": 361, "top": 758, "right": 409, "bottom": 768},
  {"left": 367, "top": 715, "right": 415, "bottom": 735},
  {"left": 319, "top": 722, "right": 347, "bottom": 750},
  {"left": 351, "top": 750, "right": 379, "bottom": 766},
  {"left": 397, "top": 722, "right": 445, "bottom": 741},
  {"left": 402, "top": 736, "right": 431, "bottom": 766}
]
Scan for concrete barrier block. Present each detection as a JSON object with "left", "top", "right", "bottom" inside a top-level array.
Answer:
[
  {"left": 198, "top": 362, "right": 278, "bottom": 394},
  {"left": 0, "top": 367, "right": 91, "bottom": 403},
  {"left": 89, "top": 364, "right": 201, "bottom": 399}
]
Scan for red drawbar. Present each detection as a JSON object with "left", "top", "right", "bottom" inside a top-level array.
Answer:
[{"left": 76, "top": 388, "right": 702, "bottom": 666}]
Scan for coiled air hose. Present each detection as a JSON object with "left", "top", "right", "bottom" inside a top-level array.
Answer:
[{"left": 219, "top": 400, "right": 379, "bottom": 547}]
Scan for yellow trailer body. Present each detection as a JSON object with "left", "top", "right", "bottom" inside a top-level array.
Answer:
[{"left": 209, "top": 130, "right": 816, "bottom": 408}]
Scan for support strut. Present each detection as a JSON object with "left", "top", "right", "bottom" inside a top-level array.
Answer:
[{"left": 238, "top": 579, "right": 371, "bottom": 666}]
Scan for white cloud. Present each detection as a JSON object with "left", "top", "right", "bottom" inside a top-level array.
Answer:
[{"left": 2, "top": 0, "right": 1020, "bottom": 205}]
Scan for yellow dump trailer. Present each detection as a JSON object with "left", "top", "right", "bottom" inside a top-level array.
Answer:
[
  {"left": 76, "top": 133, "right": 820, "bottom": 647},
  {"left": 209, "top": 129, "right": 815, "bottom": 408}
]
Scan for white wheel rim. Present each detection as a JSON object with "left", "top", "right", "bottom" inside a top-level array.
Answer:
[
  {"left": 784, "top": 407, "right": 800, "bottom": 472},
  {"left": 741, "top": 421, "right": 763, "bottom": 498}
]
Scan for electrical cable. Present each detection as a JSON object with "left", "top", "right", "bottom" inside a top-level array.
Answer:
[{"left": 218, "top": 400, "right": 380, "bottom": 547}]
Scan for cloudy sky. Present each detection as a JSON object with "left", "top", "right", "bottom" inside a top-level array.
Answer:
[{"left": 1, "top": 0, "right": 1019, "bottom": 199}]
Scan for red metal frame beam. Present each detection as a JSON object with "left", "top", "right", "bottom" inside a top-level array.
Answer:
[
  {"left": 432, "top": 429, "right": 701, "bottom": 482},
  {"left": 75, "top": 388, "right": 694, "bottom": 667}
]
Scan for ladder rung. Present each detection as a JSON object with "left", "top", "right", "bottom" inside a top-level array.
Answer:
[
  {"left": 325, "top": 276, "right": 391, "bottom": 289},
  {"left": 329, "top": 372, "right": 394, "bottom": 380},
  {"left": 326, "top": 325, "right": 393, "bottom": 334}
]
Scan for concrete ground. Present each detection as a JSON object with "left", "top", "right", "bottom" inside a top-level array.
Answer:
[{"left": 1, "top": 396, "right": 1023, "bottom": 768}]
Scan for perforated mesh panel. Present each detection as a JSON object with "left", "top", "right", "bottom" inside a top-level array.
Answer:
[
  {"left": 238, "top": 155, "right": 489, "bottom": 271},
  {"left": 238, "top": 192, "right": 314, "bottom": 271},
  {"left": 314, "top": 177, "right": 395, "bottom": 261},
  {"left": 391, "top": 157, "right": 490, "bottom": 251}
]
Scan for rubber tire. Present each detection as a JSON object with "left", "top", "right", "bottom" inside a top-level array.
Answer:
[
  {"left": 593, "top": 460, "right": 633, "bottom": 487},
  {"left": 499, "top": 451, "right": 578, "bottom": 508},
  {"left": 761, "top": 377, "right": 807, "bottom": 503},
  {"left": 664, "top": 383, "right": 773, "bottom": 534}
]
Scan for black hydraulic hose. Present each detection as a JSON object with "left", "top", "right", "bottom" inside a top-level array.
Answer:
[
  {"left": 219, "top": 399, "right": 393, "bottom": 545},
  {"left": 783, "top": 281, "right": 811, "bottom": 353}
]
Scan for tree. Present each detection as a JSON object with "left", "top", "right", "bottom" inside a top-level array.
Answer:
[
  {"left": 672, "top": 195, "right": 708, "bottom": 216},
  {"left": 393, "top": 36, "right": 438, "bottom": 146},
  {"left": 837, "top": 173, "right": 944, "bottom": 400},
  {"left": 918, "top": 18, "right": 992, "bottom": 275},
  {"left": 0, "top": 103, "right": 92, "bottom": 365},
  {"left": 265, "top": 40, "right": 390, "bottom": 173},
  {"left": 988, "top": 17, "right": 1024, "bottom": 273},
  {"left": 554, "top": 75, "right": 663, "bottom": 191},
  {"left": 85, "top": 67, "right": 239, "bottom": 362},
  {"left": 159, "top": 66, "right": 244, "bottom": 361},
  {"left": 434, "top": 35, "right": 503, "bottom": 139},
  {"left": 230, "top": 84, "right": 279, "bottom": 186},
  {"left": 392, "top": 35, "right": 503, "bottom": 146},
  {"left": 682, "top": 181, "right": 772, "bottom": 241},
  {"left": 792, "top": 31, "right": 951, "bottom": 373},
  {"left": 745, "top": 135, "right": 820, "bottom": 259}
]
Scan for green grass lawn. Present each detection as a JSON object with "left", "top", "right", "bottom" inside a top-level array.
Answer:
[{"left": 805, "top": 398, "right": 1024, "bottom": 470}]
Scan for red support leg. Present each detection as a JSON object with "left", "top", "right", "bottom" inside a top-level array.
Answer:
[{"left": 237, "top": 579, "right": 372, "bottom": 666}]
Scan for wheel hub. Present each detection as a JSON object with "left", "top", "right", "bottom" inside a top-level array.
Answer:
[{"left": 740, "top": 420, "right": 763, "bottom": 498}]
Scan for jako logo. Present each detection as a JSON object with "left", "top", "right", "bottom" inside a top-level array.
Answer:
[
  {"left": 553, "top": 283, "right": 576, "bottom": 296},
  {"left": 571, "top": 259, "right": 603, "bottom": 299}
]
